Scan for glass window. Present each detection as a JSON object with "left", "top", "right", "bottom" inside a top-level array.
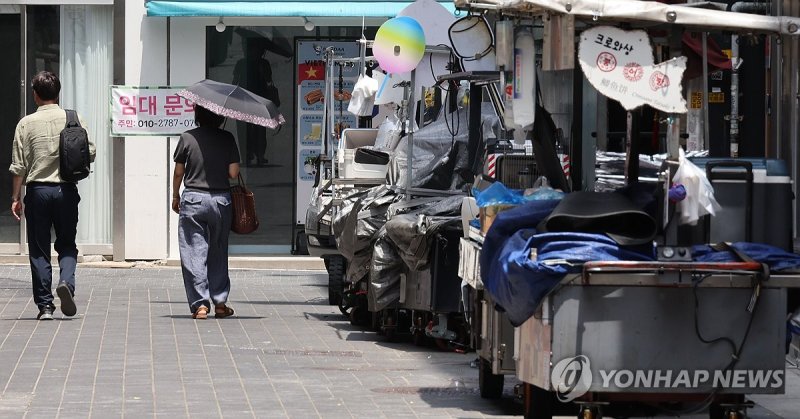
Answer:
[
  {"left": 26, "top": 5, "right": 60, "bottom": 116},
  {"left": 0, "top": 11, "right": 21, "bottom": 245},
  {"left": 206, "top": 26, "right": 376, "bottom": 252}
]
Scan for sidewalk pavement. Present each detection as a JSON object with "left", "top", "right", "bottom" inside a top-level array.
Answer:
[{"left": 0, "top": 264, "right": 794, "bottom": 418}]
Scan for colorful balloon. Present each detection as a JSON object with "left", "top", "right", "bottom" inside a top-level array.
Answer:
[{"left": 373, "top": 16, "right": 426, "bottom": 74}]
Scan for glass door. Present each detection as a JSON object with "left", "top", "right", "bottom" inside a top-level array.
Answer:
[
  {"left": 0, "top": 7, "right": 22, "bottom": 252},
  {"left": 0, "top": 5, "right": 111, "bottom": 255}
]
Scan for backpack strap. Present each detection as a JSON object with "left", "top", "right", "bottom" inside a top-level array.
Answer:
[{"left": 64, "top": 109, "right": 81, "bottom": 128}]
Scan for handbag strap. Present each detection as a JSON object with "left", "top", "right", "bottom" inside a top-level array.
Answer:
[{"left": 237, "top": 173, "right": 246, "bottom": 187}]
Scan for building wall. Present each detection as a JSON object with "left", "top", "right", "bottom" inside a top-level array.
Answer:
[
  {"left": 124, "top": 0, "right": 168, "bottom": 259},
  {"left": 123, "top": 5, "right": 209, "bottom": 259},
  {"left": 167, "top": 18, "right": 208, "bottom": 259}
]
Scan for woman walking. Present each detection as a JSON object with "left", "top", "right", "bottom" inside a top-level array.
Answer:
[{"left": 172, "top": 105, "right": 240, "bottom": 319}]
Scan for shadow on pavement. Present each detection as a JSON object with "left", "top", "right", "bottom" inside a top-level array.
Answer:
[
  {"left": 245, "top": 299, "right": 327, "bottom": 306},
  {"left": 159, "top": 315, "right": 266, "bottom": 320}
]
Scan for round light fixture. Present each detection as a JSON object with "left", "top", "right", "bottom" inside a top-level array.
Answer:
[
  {"left": 303, "top": 18, "right": 315, "bottom": 31},
  {"left": 215, "top": 17, "right": 226, "bottom": 33}
]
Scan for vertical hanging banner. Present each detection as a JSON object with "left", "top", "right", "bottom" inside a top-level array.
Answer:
[{"left": 295, "top": 40, "right": 359, "bottom": 224}]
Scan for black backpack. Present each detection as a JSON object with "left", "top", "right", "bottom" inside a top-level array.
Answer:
[{"left": 59, "top": 110, "right": 90, "bottom": 182}]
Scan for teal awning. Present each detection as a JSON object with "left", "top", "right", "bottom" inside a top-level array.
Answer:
[{"left": 146, "top": 0, "right": 457, "bottom": 17}]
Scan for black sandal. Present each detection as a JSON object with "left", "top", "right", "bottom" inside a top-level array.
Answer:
[{"left": 215, "top": 304, "right": 234, "bottom": 318}]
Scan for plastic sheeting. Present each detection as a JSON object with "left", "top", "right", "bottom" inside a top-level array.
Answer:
[
  {"left": 333, "top": 185, "right": 398, "bottom": 283},
  {"left": 480, "top": 199, "right": 656, "bottom": 326},
  {"left": 389, "top": 103, "right": 500, "bottom": 190},
  {"left": 692, "top": 242, "right": 800, "bottom": 272},
  {"left": 484, "top": 231, "right": 655, "bottom": 326},
  {"left": 385, "top": 214, "right": 462, "bottom": 271},
  {"left": 369, "top": 197, "right": 464, "bottom": 311},
  {"left": 369, "top": 228, "right": 403, "bottom": 312}
]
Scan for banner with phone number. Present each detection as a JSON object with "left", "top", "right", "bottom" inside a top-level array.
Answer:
[{"left": 110, "top": 86, "right": 197, "bottom": 136}]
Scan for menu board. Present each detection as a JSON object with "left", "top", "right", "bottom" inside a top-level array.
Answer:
[{"left": 295, "top": 40, "right": 360, "bottom": 224}]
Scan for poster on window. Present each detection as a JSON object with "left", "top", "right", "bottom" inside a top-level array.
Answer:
[
  {"left": 110, "top": 86, "right": 197, "bottom": 136},
  {"left": 295, "top": 40, "right": 360, "bottom": 224}
]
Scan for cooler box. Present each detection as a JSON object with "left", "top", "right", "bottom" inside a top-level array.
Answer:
[
  {"left": 678, "top": 158, "right": 794, "bottom": 250},
  {"left": 338, "top": 128, "right": 389, "bottom": 179}
]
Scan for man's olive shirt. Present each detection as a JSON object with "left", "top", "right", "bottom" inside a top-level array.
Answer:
[{"left": 9, "top": 104, "right": 96, "bottom": 183}]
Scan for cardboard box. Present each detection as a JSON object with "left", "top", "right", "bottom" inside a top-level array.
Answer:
[{"left": 479, "top": 204, "right": 515, "bottom": 235}]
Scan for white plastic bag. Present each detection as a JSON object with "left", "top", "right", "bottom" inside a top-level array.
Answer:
[
  {"left": 347, "top": 73, "right": 379, "bottom": 117},
  {"left": 672, "top": 148, "right": 722, "bottom": 225},
  {"left": 374, "top": 113, "right": 401, "bottom": 150}
]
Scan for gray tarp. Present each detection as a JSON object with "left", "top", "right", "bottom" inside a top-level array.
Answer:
[
  {"left": 368, "top": 228, "right": 402, "bottom": 312},
  {"left": 368, "top": 197, "right": 463, "bottom": 311},
  {"left": 384, "top": 199, "right": 464, "bottom": 271},
  {"left": 455, "top": 0, "right": 800, "bottom": 35},
  {"left": 389, "top": 104, "right": 500, "bottom": 190},
  {"left": 332, "top": 185, "right": 398, "bottom": 283}
]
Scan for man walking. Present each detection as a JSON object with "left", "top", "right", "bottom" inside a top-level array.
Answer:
[{"left": 9, "top": 71, "right": 95, "bottom": 320}]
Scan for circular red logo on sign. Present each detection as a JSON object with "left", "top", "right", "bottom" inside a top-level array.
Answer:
[
  {"left": 623, "top": 63, "right": 644, "bottom": 82},
  {"left": 596, "top": 52, "right": 617, "bottom": 72},
  {"left": 649, "top": 71, "right": 670, "bottom": 91}
]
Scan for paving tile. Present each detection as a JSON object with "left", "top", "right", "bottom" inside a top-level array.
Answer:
[{"left": 0, "top": 267, "right": 793, "bottom": 417}]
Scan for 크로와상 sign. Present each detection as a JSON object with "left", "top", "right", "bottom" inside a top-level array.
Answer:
[
  {"left": 110, "top": 86, "right": 197, "bottom": 136},
  {"left": 578, "top": 26, "right": 688, "bottom": 114}
]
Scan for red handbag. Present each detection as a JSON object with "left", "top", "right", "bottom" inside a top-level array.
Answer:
[{"left": 230, "top": 174, "right": 259, "bottom": 234}]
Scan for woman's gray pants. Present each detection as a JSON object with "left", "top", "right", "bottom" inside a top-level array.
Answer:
[{"left": 178, "top": 190, "right": 232, "bottom": 312}]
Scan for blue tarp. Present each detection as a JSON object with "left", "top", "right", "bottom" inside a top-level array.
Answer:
[
  {"left": 479, "top": 200, "right": 656, "bottom": 326},
  {"left": 483, "top": 231, "right": 656, "bottom": 327},
  {"left": 693, "top": 242, "right": 800, "bottom": 272}
]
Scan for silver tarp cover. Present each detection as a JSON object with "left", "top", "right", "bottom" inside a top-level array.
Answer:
[
  {"left": 389, "top": 103, "right": 500, "bottom": 190},
  {"left": 384, "top": 200, "right": 464, "bottom": 271},
  {"left": 454, "top": 0, "right": 800, "bottom": 35},
  {"left": 332, "top": 185, "right": 397, "bottom": 283},
  {"left": 369, "top": 197, "right": 463, "bottom": 311}
]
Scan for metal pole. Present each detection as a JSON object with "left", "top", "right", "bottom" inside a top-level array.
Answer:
[
  {"left": 19, "top": 6, "right": 27, "bottom": 253},
  {"left": 405, "top": 70, "right": 416, "bottom": 201},
  {"left": 467, "top": 82, "right": 482, "bottom": 179},
  {"left": 702, "top": 32, "right": 711, "bottom": 154},
  {"left": 730, "top": 34, "right": 741, "bottom": 158},
  {"left": 625, "top": 110, "right": 640, "bottom": 185}
]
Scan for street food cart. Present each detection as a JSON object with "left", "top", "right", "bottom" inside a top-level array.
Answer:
[
  {"left": 304, "top": 28, "right": 484, "bottom": 345},
  {"left": 452, "top": 0, "right": 800, "bottom": 417}
]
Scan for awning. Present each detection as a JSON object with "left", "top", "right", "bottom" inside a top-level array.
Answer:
[
  {"left": 146, "top": 0, "right": 457, "bottom": 17},
  {"left": 455, "top": 0, "right": 800, "bottom": 35}
]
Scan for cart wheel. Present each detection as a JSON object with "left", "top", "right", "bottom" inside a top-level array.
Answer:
[
  {"left": 709, "top": 405, "right": 745, "bottom": 419},
  {"left": 338, "top": 289, "right": 355, "bottom": 316},
  {"left": 371, "top": 311, "right": 382, "bottom": 333},
  {"left": 578, "top": 406, "right": 602, "bottom": 419},
  {"left": 412, "top": 315, "right": 428, "bottom": 346},
  {"left": 412, "top": 330, "right": 428, "bottom": 346},
  {"left": 384, "top": 316, "right": 397, "bottom": 342},
  {"left": 349, "top": 305, "right": 369, "bottom": 326},
  {"left": 326, "top": 256, "right": 345, "bottom": 306},
  {"left": 578, "top": 406, "right": 603, "bottom": 419},
  {"left": 349, "top": 304, "right": 371, "bottom": 327},
  {"left": 478, "top": 357, "right": 504, "bottom": 399},
  {"left": 523, "top": 384, "right": 553, "bottom": 419}
]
